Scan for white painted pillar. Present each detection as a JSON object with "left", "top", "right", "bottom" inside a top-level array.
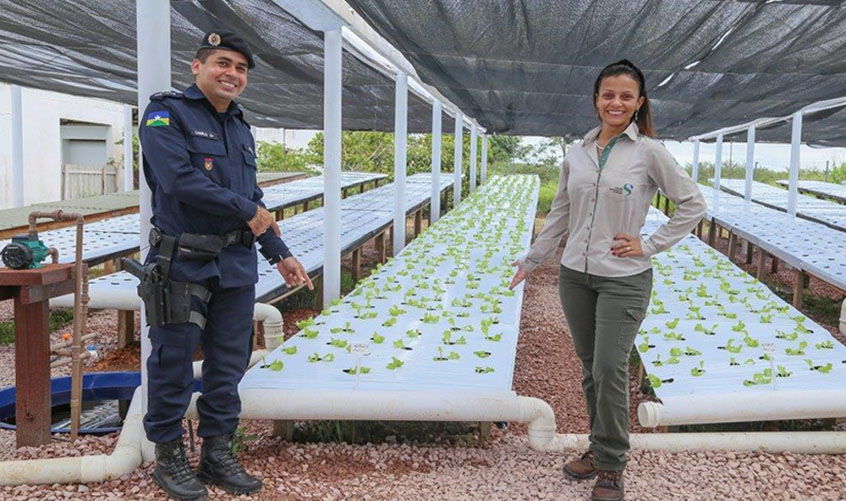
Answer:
[
  {"left": 691, "top": 139, "right": 700, "bottom": 184},
  {"left": 787, "top": 112, "right": 802, "bottom": 216},
  {"left": 469, "top": 124, "right": 477, "bottom": 191},
  {"left": 10, "top": 84, "right": 24, "bottom": 207},
  {"left": 430, "top": 100, "right": 442, "bottom": 223},
  {"left": 392, "top": 72, "right": 408, "bottom": 256},
  {"left": 453, "top": 114, "right": 463, "bottom": 206},
  {"left": 123, "top": 104, "right": 134, "bottom": 191},
  {"left": 481, "top": 134, "right": 488, "bottom": 184},
  {"left": 713, "top": 133, "right": 724, "bottom": 192},
  {"left": 323, "top": 28, "right": 343, "bottom": 303},
  {"left": 744, "top": 125, "right": 756, "bottom": 203},
  {"left": 136, "top": 0, "right": 171, "bottom": 414}
]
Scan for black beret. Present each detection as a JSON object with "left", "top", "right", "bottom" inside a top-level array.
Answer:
[{"left": 197, "top": 31, "right": 255, "bottom": 69}]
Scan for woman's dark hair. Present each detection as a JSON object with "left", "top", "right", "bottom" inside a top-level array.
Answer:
[{"left": 593, "top": 59, "right": 655, "bottom": 137}]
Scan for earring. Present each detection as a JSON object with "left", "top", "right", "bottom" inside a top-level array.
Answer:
[{"left": 634, "top": 109, "right": 639, "bottom": 121}]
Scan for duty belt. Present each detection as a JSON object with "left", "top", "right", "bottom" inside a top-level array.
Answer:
[{"left": 149, "top": 226, "right": 255, "bottom": 254}]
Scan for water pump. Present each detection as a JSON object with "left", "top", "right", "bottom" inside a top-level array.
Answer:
[{"left": 1, "top": 233, "right": 50, "bottom": 269}]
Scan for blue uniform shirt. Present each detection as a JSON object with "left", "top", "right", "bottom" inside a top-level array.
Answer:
[{"left": 139, "top": 84, "right": 292, "bottom": 288}]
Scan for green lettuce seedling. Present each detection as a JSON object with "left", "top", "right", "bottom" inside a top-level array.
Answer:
[
  {"left": 474, "top": 366, "right": 495, "bottom": 374},
  {"left": 684, "top": 346, "right": 701, "bottom": 356},
  {"left": 343, "top": 366, "right": 371, "bottom": 375},
  {"left": 382, "top": 317, "right": 397, "bottom": 328},
  {"left": 742, "top": 333, "right": 759, "bottom": 348},
  {"left": 371, "top": 333, "right": 385, "bottom": 344},
  {"left": 816, "top": 340, "right": 834, "bottom": 350},
  {"left": 784, "top": 341, "right": 807, "bottom": 356},
  {"left": 262, "top": 359, "right": 284, "bottom": 372},
  {"left": 690, "top": 360, "right": 705, "bottom": 377},
  {"left": 474, "top": 351, "right": 492, "bottom": 358},
  {"left": 282, "top": 346, "right": 297, "bottom": 355},
  {"left": 663, "top": 332, "right": 685, "bottom": 341},
  {"left": 775, "top": 330, "right": 798, "bottom": 341},
  {"left": 720, "top": 339, "right": 742, "bottom": 354},
  {"left": 327, "top": 338, "right": 347, "bottom": 348},
  {"left": 386, "top": 357, "right": 404, "bottom": 370},
  {"left": 731, "top": 320, "right": 746, "bottom": 333},
  {"left": 804, "top": 359, "right": 833, "bottom": 373},
  {"left": 665, "top": 318, "right": 680, "bottom": 329}
]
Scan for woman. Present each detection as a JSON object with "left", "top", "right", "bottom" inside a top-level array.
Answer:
[{"left": 510, "top": 60, "right": 706, "bottom": 501}]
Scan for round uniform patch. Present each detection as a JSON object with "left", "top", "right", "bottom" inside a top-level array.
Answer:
[
  {"left": 204, "top": 157, "right": 214, "bottom": 171},
  {"left": 208, "top": 33, "right": 221, "bottom": 46}
]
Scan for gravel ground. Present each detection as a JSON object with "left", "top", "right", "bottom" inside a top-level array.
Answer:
[{"left": 1, "top": 222, "right": 845, "bottom": 499}]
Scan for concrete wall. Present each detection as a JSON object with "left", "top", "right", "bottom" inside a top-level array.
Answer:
[{"left": 0, "top": 84, "right": 127, "bottom": 209}]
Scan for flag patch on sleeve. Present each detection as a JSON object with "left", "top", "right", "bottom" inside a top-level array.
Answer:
[{"left": 146, "top": 111, "right": 170, "bottom": 127}]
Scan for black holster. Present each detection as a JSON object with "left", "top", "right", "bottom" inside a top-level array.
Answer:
[{"left": 123, "top": 255, "right": 210, "bottom": 329}]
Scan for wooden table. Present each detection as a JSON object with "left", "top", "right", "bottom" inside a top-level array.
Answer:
[{"left": 0, "top": 264, "right": 76, "bottom": 447}]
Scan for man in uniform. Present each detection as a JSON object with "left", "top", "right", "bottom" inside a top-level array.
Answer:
[{"left": 138, "top": 31, "right": 313, "bottom": 500}]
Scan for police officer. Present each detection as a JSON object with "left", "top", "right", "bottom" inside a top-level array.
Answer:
[{"left": 138, "top": 31, "right": 313, "bottom": 500}]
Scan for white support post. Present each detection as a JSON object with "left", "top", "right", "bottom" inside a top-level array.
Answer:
[
  {"left": 714, "top": 133, "right": 724, "bottom": 192},
  {"left": 453, "top": 114, "right": 463, "bottom": 206},
  {"left": 744, "top": 125, "right": 756, "bottom": 203},
  {"left": 123, "top": 104, "right": 134, "bottom": 191},
  {"left": 481, "top": 134, "right": 488, "bottom": 184},
  {"left": 136, "top": 0, "right": 171, "bottom": 414},
  {"left": 10, "top": 84, "right": 24, "bottom": 207},
  {"left": 691, "top": 139, "right": 700, "bottom": 185},
  {"left": 430, "top": 100, "right": 442, "bottom": 223},
  {"left": 323, "top": 28, "right": 343, "bottom": 303},
  {"left": 469, "top": 124, "right": 477, "bottom": 192},
  {"left": 787, "top": 112, "right": 802, "bottom": 217},
  {"left": 392, "top": 72, "right": 408, "bottom": 256}
]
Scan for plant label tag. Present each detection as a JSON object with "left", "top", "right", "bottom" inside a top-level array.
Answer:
[
  {"left": 350, "top": 343, "right": 370, "bottom": 356},
  {"left": 762, "top": 343, "right": 776, "bottom": 389}
]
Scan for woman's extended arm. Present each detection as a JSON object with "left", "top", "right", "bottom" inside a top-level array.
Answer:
[
  {"left": 642, "top": 143, "right": 707, "bottom": 257},
  {"left": 522, "top": 158, "right": 571, "bottom": 273}
]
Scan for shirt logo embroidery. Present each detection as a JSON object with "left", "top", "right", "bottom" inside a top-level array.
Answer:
[
  {"left": 204, "top": 157, "right": 214, "bottom": 171},
  {"left": 146, "top": 111, "right": 170, "bottom": 127},
  {"left": 623, "top": 183, "right": 634, "bottom": 196}
]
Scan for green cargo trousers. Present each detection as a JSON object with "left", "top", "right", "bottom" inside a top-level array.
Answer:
[{"left": 558, "top": 265, "right": 653, "bottom": 471}]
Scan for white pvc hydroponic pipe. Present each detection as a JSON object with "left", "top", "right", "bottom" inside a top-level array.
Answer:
[
  {"left": 0, "top": 350, "right": 273, "bottom": 486},
  {"left": 638, "top": 390, "right": 846, "bottom": 428},
  {"left": 3, "top": 389, "right": 846, "bottom": 486},
  {"left": 540, "top": 432, "right": 846, "bottom": 455},
  {"left": 840, "top": 299, "right": 845, "bottom": 335},
  {"left": 51, "top": 293, "right": 284, "bottom": 349},
  {"left": 0, "top": 387, "right": 149, "bottom": 486}
]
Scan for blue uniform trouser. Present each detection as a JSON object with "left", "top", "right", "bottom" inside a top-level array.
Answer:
[{"left": 143, "top": 279, "right": 255, "bottom": 443}]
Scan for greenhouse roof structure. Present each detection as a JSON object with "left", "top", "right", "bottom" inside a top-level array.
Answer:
[{"left": 1, "top": 0, "right": 845, "bottom": 142}]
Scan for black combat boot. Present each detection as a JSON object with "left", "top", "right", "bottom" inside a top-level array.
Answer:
[
  {"left": 196, "top": 434, "right": 262, "bottom": 495},
  {"left": 152, "top": 439, "right": 208, "bottom": 501}
]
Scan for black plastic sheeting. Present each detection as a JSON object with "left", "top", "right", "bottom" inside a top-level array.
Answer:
[
  {"left": 0, "top": 0, "right": 454, "bottom": 133},
  {"left": 346, "top": 0, "right": 846, "bottom": 143}
]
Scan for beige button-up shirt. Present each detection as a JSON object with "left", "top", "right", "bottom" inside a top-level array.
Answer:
[{"left": 523, "top": 122, "right": 706, "bottom": 277}]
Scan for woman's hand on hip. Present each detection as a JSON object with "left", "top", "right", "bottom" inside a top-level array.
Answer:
[
  {"left": 611, "top": 233, "right": 644, "bottom": 258},
  {"left": 509, "top": 260, "right": 528, "bottom": 290}
]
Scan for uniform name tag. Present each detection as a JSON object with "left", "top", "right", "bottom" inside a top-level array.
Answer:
[{"left": 191, "top": 130, "right": 219, "bottom": 140}]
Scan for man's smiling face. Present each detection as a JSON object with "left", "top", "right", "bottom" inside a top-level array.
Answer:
[{"left": 191, "top": 49, "right": 248, "bottom": 111}]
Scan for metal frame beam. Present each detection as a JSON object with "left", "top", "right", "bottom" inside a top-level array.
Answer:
[{"left": 136, "top": 0, "right": 171, "bottom": 414}]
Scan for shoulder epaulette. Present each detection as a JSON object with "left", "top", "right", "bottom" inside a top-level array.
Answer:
[{"left": 150, "top": 90, "right": 183, "bottom": 101}]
